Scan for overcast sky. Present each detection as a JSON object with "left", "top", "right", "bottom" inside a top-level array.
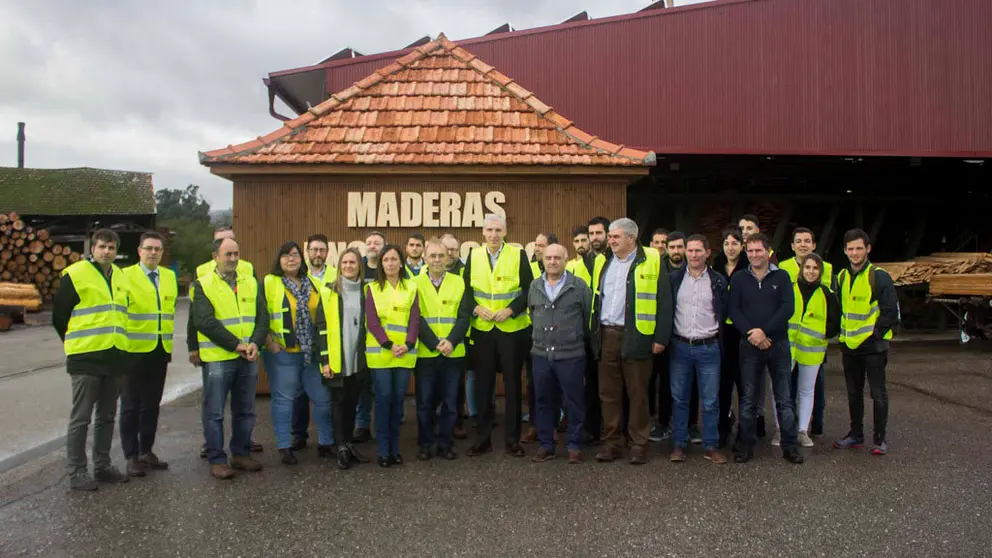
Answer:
[{"left": 0, "top": 0, "right": 710, "bottom": 210}]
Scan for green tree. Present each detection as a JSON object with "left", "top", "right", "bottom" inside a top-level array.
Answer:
[
  {"left": 156, "top": 185, "right": 211, "bottom": 223},
  {"left": 156, "top": 185, "right": 213, "bottom": 275}
]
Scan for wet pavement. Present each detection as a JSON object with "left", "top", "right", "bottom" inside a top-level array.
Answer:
[{"left": 0, "top": 342, "right": 990, "bottom": 557}]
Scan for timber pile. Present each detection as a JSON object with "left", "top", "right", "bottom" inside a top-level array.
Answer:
[
  {"left": 929, "top": 274, "right": 992, "bottom": 297},
  {"left": 876, "top": 252, "right": 992, "bottom": 286},
  {"left": 0, "top": 211, "right": 80, "bottom": 305}
]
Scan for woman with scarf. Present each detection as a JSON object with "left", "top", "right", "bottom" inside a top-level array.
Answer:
[
  {"left": 713, "top": 228, "right": 749, "bottom": 448},
  {"left": 318, "top": 247, "right": 371, "bottom": 469},
  {"left": 365, "top": 244, "right": 420, "bottom": 468},
  {"left": 262, "top": 241, "right": 335, "bottom": 465}
]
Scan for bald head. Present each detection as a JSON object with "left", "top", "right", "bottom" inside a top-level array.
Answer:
[{"left": 543, "top": 243, "right": 567, "bottom": 279}]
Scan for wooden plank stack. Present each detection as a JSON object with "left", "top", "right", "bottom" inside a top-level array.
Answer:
[
  {"left": 0, "top": 211, "right": 80, "bottom": 304},
  {"left": 876, "top": 252, "right": 992, "bottom": 286},
  {"left": 929, "top": 273, "right": 992, "bottom": 296}
]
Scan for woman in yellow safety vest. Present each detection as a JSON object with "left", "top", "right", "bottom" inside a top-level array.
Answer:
[
  {"left": 785, "top": 253, "right": 839, "bottom": 447},
  {"left": 318, "top": 247, "right": 371, "bottom": 470},
  {"left": 262, "top": 241, "right": 334, "bottom": 465},
  {"left": 365, "top": 244, "right": 420, "bottom": 467}
]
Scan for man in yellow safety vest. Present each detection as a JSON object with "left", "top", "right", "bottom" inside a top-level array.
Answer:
[
  {"left": 53, "top": 228, "right": 130, "bottom": 491},
  {"left": 120, "top": 230, "right": 177, "bottom": 477}
]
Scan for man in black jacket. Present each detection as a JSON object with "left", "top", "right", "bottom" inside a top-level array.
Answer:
[{"left": 729, "top": 233, "right": 803, "bottom": 464}]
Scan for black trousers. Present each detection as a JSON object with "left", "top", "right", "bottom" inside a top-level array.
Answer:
[
  {"left": 292, "top": 391, "right": 310, "bottom": 440},
  {"left": 584, "top": 344, "right": 602, "bottom": 440},
  {"left": 472, "top": 327, "right": 528, "bottom": 445},
  {"left": 719, "top": 324, "right": 743, "bottom": 440},
  {"left": 842, "top": 351, "right": 889, "bottom": 444},
  {"left": 119, "top": 351, "right": 169, "bottom": 458},
  {"left": 329, "top": 372, "right": 368, "bottom": 447}
]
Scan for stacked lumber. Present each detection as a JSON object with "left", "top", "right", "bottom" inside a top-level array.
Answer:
[
  {"left": 0, "top": 282, "right": 42, "bottom": 312},
  {"left": 0, "top": 211, "right": 79, "bottom": 304},
  {"left": 929, "top": 274, "right": 992, "bottom": 297},
  {"left": 876, "top": 252, "right": 992, "bottom": 286}
]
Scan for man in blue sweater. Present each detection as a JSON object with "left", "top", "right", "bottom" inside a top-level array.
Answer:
[{"left": 729, "top": 233, "right": 804, "bottom": 464}]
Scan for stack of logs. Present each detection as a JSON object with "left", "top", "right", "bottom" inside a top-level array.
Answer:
[
  {"left": 876, "top": 253, "right": 992, "bottom": 287},
  {"left": 0, "top": 211, "right": 80, "bottom": 305}
]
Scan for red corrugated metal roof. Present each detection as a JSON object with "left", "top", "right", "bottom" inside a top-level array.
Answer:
[{"left": 266, "top": 0, "right": 992, "bottom": 158}]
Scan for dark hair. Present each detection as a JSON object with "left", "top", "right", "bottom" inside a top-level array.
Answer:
[
  {"left": 652, "top": 228, "right": 669, "bottom": 237},
  {"left": 843, "top": 228, "right": 871, "bottom": 247},
  {"left": 138, "top": 230, "right": 164, "bottom": 247},
  {"left": 738, "top": 214, "right": 760, "bottom": 229},
  {"left": 271, "top": 240, "right": 308, "bottom": 277},
  {"left": 366, "top": 231, "right": 386, "bottom": 243},
  {"left": 375, "top": 244, "right": 407, "bottom": 288},
  {"left": 211, "top": 237, "right": 235, "bottom": 254},
  {"left": 587, "top": 216, "right": 610, "bottom": 230},
  {"left": 91, "top": 228, "right": 120, "bottom": 247},
  {"left": 666, "top": 231, "right": 686, "bottom": 245},
  {"left": 792, "top": 227, "right": 816, "bottom": 243},
  {"left": 538, "top": 232, "right": 559, "bottom": 245},
  {"left": 721, "top": 227, "right": 743, "bottom": 245},
  {"left": 571, "top": 225, "right": 588, "bottom": 239},
  {"left": 407, "top": 233, "right": 425, "bottom": 243},
  {"left": 307, "top": 233, "right": 329, "bottom": 247},
  {"left": 333, "top": 247, "right": 365, "bottom": 294},
  {"left": 686, "top": 234, "right": 709, "bottom": 250},
  {"left": 745, "top": 232, "right": 771, "bottom": 250},
  {"left": 800, "top": 253, "right": 824, "bottom": 278}
]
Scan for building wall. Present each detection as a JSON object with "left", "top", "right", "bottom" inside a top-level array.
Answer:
[{"left": 232, "top": 174, "right": 629, "bottom": 272}]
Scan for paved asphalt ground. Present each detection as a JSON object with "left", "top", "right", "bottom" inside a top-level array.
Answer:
[{"left": 0, "top": 338, "right": 989, "bottom": 557}]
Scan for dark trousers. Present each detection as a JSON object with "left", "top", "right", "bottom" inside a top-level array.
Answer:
[
  {"left": 415, "top": 357, "right": 463, "bottom": 450},
  {"left": 738, "top": 339, "right": 798, "bottom": 452},
  {"left": 291, "top": 391, "right": 310, "bottom": 441},
  {"left": 472, "top": 327, "right": 528, "bottom": 445},
  {"left": 119, "top": 354, "right": 169, "bottom": 458},
  {"left": 842, "top": 351, "right": 889, "bottom": 444},
  {"left": 533, "top": 356, "right": 586, "bottom": 452},
  {"left": 583, "top": 345, "right": 602, "bottom": 440},
  {"left": 456, "top": 367, "right": 467, "bottom": 429},
  {"left": 68, "top": 372, "right": 124, "bottom": 473},
  {"left": 329, "top": 372, "right": 367, "bottom": 448},
  {"left": 599, "top": 327, "right": 652, "bottom": 448},
  {"left": 719, "top": 324, "right": 743, "bottom": 440}
]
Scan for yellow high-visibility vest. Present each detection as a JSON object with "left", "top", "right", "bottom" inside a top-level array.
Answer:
[
  {"left": 191, "top": 259, "right": 254, "bottom": 301},
  {"left": 308, "top": 266, "right": 338, "bottom": 288},
  {"left": 123, "top": 264, "right": 177, "bottom": 353},
  {"left": 195, "top": 271, "right": 258, "bottom": 362},
  {"left": 591, "top": 248, "right": 661, "bottom": 335},
  {"left": 565, "top": 257, "right": 592, "bottom": 287},
  {"left": 469, "top": 244, "right": 530, "bottom": 333},
  {"left": 837, "top": 264, "right": 892, "bottom": 349},
  {"left": 415, "top": 272, "right": 466, "bottom": 359},
  {"left": 319, "top": 287, "right": 343, "bottom": 374},
  {"left": 62, "top": 261, "right": 128, "bottom": 355},
  {"left": 264, "top": 274, "right": 319, "bottom": 348},
  {"left": 780, "top": 257, "right": 833, "bottom": 288},
  {"left": 789, "top": 284, "right": 829, "bottom": 365},
  {"left": 365, "top": 279, "right": 418, "bottom": 369}
]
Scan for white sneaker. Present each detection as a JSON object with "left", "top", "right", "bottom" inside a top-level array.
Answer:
[
  {"left": 771, "top": 431, "right": 781, "bottom": 446},
  {"left": 798, "top": 431, "right": 814, "bottom": 447}
]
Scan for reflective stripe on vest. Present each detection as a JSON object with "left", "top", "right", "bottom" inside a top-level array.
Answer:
[
  {"left": 838, "top": 264, "right": 892, "bottom": 349},
  {"left": 365, "top": 280, "right": 418, "bottom": 369},
  {"left": 469, "top": 244, "right": 530, "bottom": 333},
  {"left": 319, "top": 287, "right": 343, "bottom": 374},
  {"left": 196, "top": 272, "right": 259, "bottom": 362},
  {"left": 590, "top": 249, "right": 660, "bottom": 335},
  {"left": 62, "top": 261, "right": 128, "bottom": 356},
  {"left": 123, "top": 264, "right": 177, "bottom": 353},
  {"left": 790, "top": 284, "right": 829, "bottom": 366},
  {"left": 265, "top": 274, "right": 316, "bottom": 348},
  {"left": 415, "top": 272, "right": 466, "bottom": 358}
]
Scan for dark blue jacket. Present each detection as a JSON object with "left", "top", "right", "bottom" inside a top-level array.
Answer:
[
  {"left": 728, "top": 265, "right": 794, "bottom": 342},
  {"left": 669, "top": 266, "right": 729, "bottom": 329}
]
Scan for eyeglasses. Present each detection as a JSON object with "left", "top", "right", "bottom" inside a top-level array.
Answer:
[
  {"left": 308, "top": 248, "right": 328, "bottom": 254},
  {"left": 281, "top": 253, "right": 301, "bottom": 259},
  {"left": 140, "top": 246, "right": 163, "bottom": 252}
]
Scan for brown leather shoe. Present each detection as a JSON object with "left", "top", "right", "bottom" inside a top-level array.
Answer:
[
  {"left": 670, "top": 447, "right": 686, "bottom": 462},
  {"left": 567, "top": 450, "right": 583, "bottom": 464},
  {"left": 505, "top": 443, "right": 526, "bottom": 457},
  {"left": 250, "top": 441, "right": 263, "bottom": 453},
  {"left": 704, "top": 448, "right": 728, "bottom": 464},
  {"left": 452, "top": 425, "right": 468, "bottom": 440},
  {"left": 465, "top": 441, "right": 492, "bottom": 457},
  {"left": 520, "top": 427, "right": 538, "bottom": 444},
  {"left": 126, "top": 457, "right": 147, "bottom": 477},
  {"left": 139, "top": 452, "right": 169, "bottom": 470},
  {"left": 531, "top": 447, "right": 554, "bottom": 462},
  {"left": 231, "top": 455, "right": 263, "bottom": 472},
  {"left": 629, "top": 444, "right": 648, "bottom": 465},
  {"left": 211, "top": 464, "right": 234, "bottom": 480},
  {"left": 595, "top": 446, "right": 622, "bottom": 462}
]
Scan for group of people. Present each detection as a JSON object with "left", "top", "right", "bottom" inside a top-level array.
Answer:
[{"left": 55, "top": 211, "right": 898, "bottom": 488}]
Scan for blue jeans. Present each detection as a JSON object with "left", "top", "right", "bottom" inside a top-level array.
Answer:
[
  {"left": 202, "top": 358, "right": 257, "bottom": 465},
  {"left": 371, "top": 367, "right": 411, "bottom": 458},
  {"left": 739, "top": 339, "right": 798, "bottom": 451},
  {"left": 669, "top": 339, "right": 721, "bottom": 449},
  {"left": 533, "top": 356, "right": 585, "bottom": 452},
  {"left": 266, "top": 350, "right": 333, "bottom": 449},
  {"left": 415, "top": 357, "right": 462, "bottom": 450}
]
